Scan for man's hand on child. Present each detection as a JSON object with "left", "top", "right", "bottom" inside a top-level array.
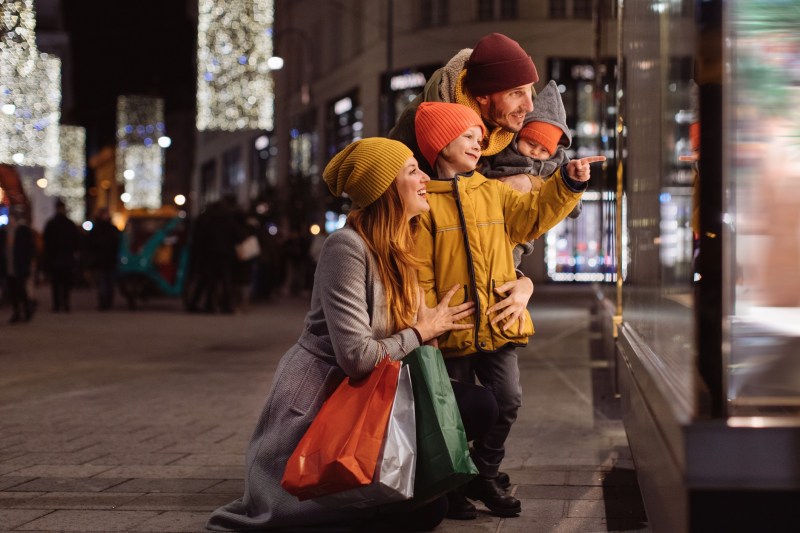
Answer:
[
  {"left": 415, "top": 285, "right": 475, "bottom": 341},
  {"left": 487, "top": 277, "right": 534, "bottom": 331},
  {"left": 566, "top": 156, "right": 607, "bottom": 182}
]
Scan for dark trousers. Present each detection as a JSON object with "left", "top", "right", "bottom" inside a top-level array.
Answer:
[
  {"left": 50, "top": 268, "right": 73, "bottom": 311},
  {"left": 451, "top": 379, "right": 500, "bottom": 443},
  {"left": 445, "top": 347, "right": 522, "bottom": 478},
  {"left": 94, "top": 269, "right": 116, "bottom": 310},
  {"left": 7, "top": 275, "right": 32, "bottom": 319}
]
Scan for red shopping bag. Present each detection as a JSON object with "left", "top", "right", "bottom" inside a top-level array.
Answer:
[{"left": 281, "top": 356, "right": 401, "bottom": 501}]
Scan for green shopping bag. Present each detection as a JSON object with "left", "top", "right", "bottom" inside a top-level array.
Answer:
[{"left": 402, "top": 345, "right": 477, "bottom": 505}]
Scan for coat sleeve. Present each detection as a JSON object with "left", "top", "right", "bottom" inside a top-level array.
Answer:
[
  {"left": 500, "top": 168, "right": 584, "bottom": 244},
  {"left": 315, "top": 230, "right": 419, "bottom": 380}
]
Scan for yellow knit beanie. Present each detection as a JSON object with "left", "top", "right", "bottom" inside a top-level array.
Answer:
[{"left": 323, "top": 138, "right": 413, "bottom": 207}]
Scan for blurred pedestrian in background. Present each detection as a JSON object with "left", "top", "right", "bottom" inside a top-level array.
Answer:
[
  {"left": 85, "top": 208, "right": 121, "bottom": 311},
  {"left": 43, "top": 199, "right": 79, "bottom": 313},
  {"left": 187, "top": 198, "right": 237, "bottom": 314},
  {"left": 1, "top": 206, "right": 36, "bottom": 324}
]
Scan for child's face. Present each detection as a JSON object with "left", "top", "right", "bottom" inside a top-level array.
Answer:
[
  {"left": 440, "top": 125, "right": 483, "bottom": 174},
  {"left": 517, "top": 138, "right": 552, "bottom": 160}
]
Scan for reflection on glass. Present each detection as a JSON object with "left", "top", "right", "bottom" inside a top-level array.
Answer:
[
  {"left": 546, "top": 192, "right": 628, "bottom": 282},
  {"left": 727, "top": 1, "right": 800, "bottom": 413},
  {"left": 620, "top": 0, "right": 697, "bottom": 413}
]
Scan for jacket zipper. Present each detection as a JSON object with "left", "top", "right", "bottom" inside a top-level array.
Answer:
[{"left": 452, "top": 175, "right": 485, "bottom": 353}]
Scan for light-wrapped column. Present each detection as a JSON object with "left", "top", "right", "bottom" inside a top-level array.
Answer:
[
  {"left": 196, "top": 0, "right": 275, "bottom": 131},
  {"left": 45, "top": 125, "right": 85, "bottom": 222},
  {"left": 116, "top": 95, "right": 164, "bottom": 209},
  {"left": 0, "top": 0, "right": 62, "bottom": 167}
]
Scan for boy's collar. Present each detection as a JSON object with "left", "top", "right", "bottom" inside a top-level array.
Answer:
[{"left": 432, "top": 169, "right": 476, "bottom": 181}]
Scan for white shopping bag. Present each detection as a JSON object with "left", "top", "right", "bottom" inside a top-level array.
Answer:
[{"left": 313, "top": 364, "right": 416, "bottom": 508}]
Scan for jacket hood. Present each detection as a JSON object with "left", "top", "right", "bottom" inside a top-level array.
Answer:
[
  {"left": 439, "top": 49, "right": 472, "bottom": 102},
  {"left": 523, "top": 80, "right": 571, "bottom": 148}
]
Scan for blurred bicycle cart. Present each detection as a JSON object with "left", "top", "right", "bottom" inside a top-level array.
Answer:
[{"left": 117, "top": 208, "right": 191, "bottom": 309}]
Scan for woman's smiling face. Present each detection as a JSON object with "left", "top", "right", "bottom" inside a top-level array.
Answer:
[{"left": 396, "top": 156, "right": 430, "bottom": 219}]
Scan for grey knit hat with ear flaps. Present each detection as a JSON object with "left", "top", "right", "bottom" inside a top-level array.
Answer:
[{"left": 522, "top": 80, "right": 571, "bottom": 149}]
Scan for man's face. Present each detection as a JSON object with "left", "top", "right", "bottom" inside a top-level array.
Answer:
[{"left": 475, "top": 83, "right": 535, "bottom": 133}]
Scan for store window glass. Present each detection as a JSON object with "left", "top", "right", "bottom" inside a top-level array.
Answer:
[
  {"left": 545, "top": 58, "right": 620, "bottom": 283},
  {"left": 199, "top": 159, "right": 217, "bottom": 207},
  {"left": 727, "top": 1, "right": 800, "bottom": 413},
  {"left": 620, "top": 0, "right": 697, "bottom": 409},
  {"left": 221, "top": 146, "right": 243, "bottom": 198},
  {"left": 478, "top": 0, "right": 516, "bottom": 20},
  {"left": 326, "top": 91, "right": 362, "bottom": 160},
  {"left": 550, "top": 0, "right": 566, "bottom": 19}
]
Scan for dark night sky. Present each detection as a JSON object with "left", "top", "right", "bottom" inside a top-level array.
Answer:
[{"left": 61, "top": 0, "right": 197, "bottom": 155}]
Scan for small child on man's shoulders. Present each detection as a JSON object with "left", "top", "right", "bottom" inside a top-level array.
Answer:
[{"left": 485, "top": 80, "right": 582, "bottom": 264}]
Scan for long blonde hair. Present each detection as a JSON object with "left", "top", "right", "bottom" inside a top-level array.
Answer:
[{"left": 347, "top": 182, "right": 421, "bottom": 331}]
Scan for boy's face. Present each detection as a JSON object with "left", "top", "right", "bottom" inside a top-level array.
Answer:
[
  {"left": 517, "top": 137, "right": 552, "bottom": 160},
  {"left": 440, "top": 125, "right": 483, "bottom": 174}
]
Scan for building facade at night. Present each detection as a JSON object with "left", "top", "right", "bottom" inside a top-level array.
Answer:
[{"left": 191, "top": 0, "right": 618, "bottom": 284}]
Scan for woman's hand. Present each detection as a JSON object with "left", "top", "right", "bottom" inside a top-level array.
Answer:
[
  {"left": 415, "top": 285, "right": 475, "bottom": 342},
  {"left": 486, "top": 277, "right": 534, "bottom": 331}
]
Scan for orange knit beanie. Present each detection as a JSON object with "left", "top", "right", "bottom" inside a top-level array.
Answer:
[
  {"left": 415, "top": 102, "right": 487, "bottom": 168},
  {"left": 518, "top": 121, "right": 563, "bottom": 157}
]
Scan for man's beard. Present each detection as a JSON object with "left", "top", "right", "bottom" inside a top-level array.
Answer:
[{"left": 487, "top": 100, "right": 523, "bottom": 133}]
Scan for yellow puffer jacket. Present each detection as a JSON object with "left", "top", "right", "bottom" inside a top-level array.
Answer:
[{"left": 415, "top": 169, "right": 583, "bottom": 357}]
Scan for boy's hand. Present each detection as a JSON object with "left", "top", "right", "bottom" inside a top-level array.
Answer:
[
  {"left": 566, "top": 156, "right": 606, "bottom": 182},
  {"left": 487, "top": 277, "right": 534, "bottom": 331}
]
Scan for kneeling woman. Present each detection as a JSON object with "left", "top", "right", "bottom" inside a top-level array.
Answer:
[{"left": 207, "top": 138, "right": 497, "bottom": 531}]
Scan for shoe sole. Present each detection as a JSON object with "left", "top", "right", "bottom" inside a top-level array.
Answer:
[
  {"left": 464, "top": 496, "right": 521, "bottom": 517},
  {"left": 485, "top": 507, "right": 521, "bottom": 518}
]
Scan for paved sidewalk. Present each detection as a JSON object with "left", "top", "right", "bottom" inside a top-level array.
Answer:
[{"left": 0, "top": 284, "right": 648, "bottom": 532}]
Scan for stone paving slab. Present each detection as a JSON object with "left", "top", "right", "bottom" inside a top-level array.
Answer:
[
  {"left": 13, "top": 509, "right": 160, "bottom": 531},
  {"left": 0, "top": 286, "right": 649, "bottom": 532},
  {"left": 11, "top": 491, "right": 142, "bottom": 510},
  {"left": 8, "top": 477, "right": 127, "bottom": 493}
]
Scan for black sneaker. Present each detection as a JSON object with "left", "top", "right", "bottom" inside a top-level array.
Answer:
[
  {"left": 446, "top": 490, "right": 477, "bottom": 520},
  {"left": 464, "top": 476, "right": 521, "bottom": 517}
]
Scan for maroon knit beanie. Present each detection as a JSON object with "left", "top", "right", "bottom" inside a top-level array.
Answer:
[{"left": 464, "top": 33, "right": 539, "bottom": 96}]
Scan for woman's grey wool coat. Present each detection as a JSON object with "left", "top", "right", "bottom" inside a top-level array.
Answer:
[{"left": 207, "top": 227, "right": 421, "bottom": 530}]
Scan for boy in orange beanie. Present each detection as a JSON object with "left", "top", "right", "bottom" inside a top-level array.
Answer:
[
  {"left": 485, "top": 81, "right": 582, "bottom": 264},
  {"left": 413, "top": 100, "right": 603, "bottom": 519}
]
